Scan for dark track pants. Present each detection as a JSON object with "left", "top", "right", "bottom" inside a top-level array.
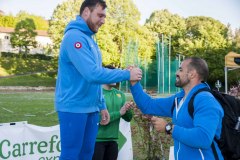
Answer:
[{"left": 92, "top": 141, "right": 118, "bottom": 160}]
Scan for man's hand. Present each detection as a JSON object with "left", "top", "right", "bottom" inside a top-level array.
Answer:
[
  {"left": 151, "top": 116, "right": 168, "bottom": 132},
  {"left": 100, "top": 109, "right": 110, "bottom": 125},
  {"left": 129, "top": 67, "right": 142, "bottom": 81},
  {"left": 120, "top": 101, "right": 134, "bottom": 115},
  {"left": 126, "top": 66, "right": 142, "bottom": 85}
]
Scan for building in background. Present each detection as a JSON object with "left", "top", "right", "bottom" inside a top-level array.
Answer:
[{"left": 0, "top": 27, "right": 52, "bottom": 54}]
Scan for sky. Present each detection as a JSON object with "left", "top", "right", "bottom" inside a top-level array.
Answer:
[{"left": 0, "top": 0, "right": 239, "bottom": 30}]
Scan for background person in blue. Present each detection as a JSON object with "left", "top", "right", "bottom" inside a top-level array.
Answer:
[
  {"left": 130, "top": 57, "right": 224, "bottom": 160},
  {"left": 54, "top": 0, "right": 142, "bottom": 159}
]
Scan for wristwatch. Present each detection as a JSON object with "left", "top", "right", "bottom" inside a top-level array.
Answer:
[{"left": 165, "top": 122, "right": 173, "bottom": 134}]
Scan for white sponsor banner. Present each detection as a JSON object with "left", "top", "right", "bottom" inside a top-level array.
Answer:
[
  {"left": 0, "top": 121, "right": 60, "bottom": 160},
  {"left": 118, "top": 119, "right": 133, "bottom": 160},
  {"left": 0, "top": 121, "right": 133, "bottom": 160}
]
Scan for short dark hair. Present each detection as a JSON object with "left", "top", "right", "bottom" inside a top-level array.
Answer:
[
  {"left": 186, "top": 57, "right": 209, "bottom": 81},
  {"left": 80, "top": 0, "right": 107, "bottom": 15},
  {"left": 104, "top": 65, "right": 115, "bottom": 70}
]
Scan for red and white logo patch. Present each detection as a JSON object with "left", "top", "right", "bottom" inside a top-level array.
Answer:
[{"left": 74, "top": 42, "right": 82, "bottom": 49}]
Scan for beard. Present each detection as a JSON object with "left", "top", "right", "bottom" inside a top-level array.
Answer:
[
  {"left": 86, "top": 17, "right": 100, "bottom": 33},
  {"left": 175, "top": 76, "right": 190, "bottom": 88},
  {"left": 175, "top": 80, "right": 181, "bottom": 87}
]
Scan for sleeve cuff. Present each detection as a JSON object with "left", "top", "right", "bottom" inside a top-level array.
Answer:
[{"left": 99, "top": 102, "right": 107, "bottom": 111}]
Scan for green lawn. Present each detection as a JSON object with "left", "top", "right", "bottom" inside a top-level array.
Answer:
[
  {"left": 0, "top": 75, "right": 56, "bottom": 86},
  {"left": 0, "top": 91, "right": 58, "bottom": 126}
]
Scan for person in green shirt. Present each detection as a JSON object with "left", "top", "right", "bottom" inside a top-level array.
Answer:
[{"left": 92, "top": 65, "right": 134, "bottom": 160}]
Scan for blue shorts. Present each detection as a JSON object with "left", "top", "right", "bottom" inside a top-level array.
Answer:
[{"left": 58, "top": 111, "right": 99, "bottom": 160}]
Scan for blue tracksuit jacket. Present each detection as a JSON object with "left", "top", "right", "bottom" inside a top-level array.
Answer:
[
  {"left": 130, "top": 82, "right": 224, "bottom": 160},
  {"left": 55, "top": 16, "right": 130, "bottom": 113}
]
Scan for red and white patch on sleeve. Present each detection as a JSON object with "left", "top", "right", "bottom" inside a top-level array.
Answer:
[{"left": 74, "top": 42, "right": 82, "bottom": 49}]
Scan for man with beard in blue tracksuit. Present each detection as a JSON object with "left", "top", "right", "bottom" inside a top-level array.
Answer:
[{"left": 130, "top": 57, "right": 224, "bottom": 160}]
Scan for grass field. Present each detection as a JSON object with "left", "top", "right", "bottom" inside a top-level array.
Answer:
[
  {"left": 0, "top": 75, "right": 56, "bottom": 86},
  {"left": 0, "top": 91, "right": 58, "bottom": 126},
  {"left": 0, "top": 91, "right": 133, "bottom": 126}
]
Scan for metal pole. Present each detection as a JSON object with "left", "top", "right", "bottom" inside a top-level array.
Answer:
[
  {"left": 134, "top": 41, "right": 138, "bottom": 66},
  {"left": 144, "top": 56, "right": 147, "bottom": 89},
  {"left": 225, "top": 67, "right": 228, "bottom": 94},
  {"left": 119, "top": 36, "right": 124, "bottom": 91},
  {"left": 126, "top": 41, "right": 131, "bottom": 92},
  {"left": 168, "top": 35, "right": 171, "bottom": 94},
  {"left": 178, "top": 54, "right": 181, "bottom": 67},
  {"left": 162, "top": 34, "right": 164, "bottom": 94},
  {"left": 157, "top": 39, "right": 160, "bottom": 94}
]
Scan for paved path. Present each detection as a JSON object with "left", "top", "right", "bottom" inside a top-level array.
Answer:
[{"left": 0, "top": 86, "right": 55, "bottom": 91}]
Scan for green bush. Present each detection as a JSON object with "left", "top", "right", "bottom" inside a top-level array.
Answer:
[
  {"left": 0, "top": 53, "right": 57, "bottom": 86},
  {"left": 0, "top": 52, "right": 53, "bottom": 60},
  {"left": 0, "top": 57, "right": 57, "bottom": 75}
]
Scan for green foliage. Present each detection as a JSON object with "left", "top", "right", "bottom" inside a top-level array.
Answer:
[
  {"left": 0, "top": 67, "right": 8, "bottom": 76},
  {"left": 99, "top": 0, "right": 155, "bottom": 67},
  {"left": 1, "top": 52, "right": 53, "bottom": 60},
  {"left": 96, "top": 21, "right": 119, "bottom": 66},
  {"left": 10, "top": 18, "right": 37, "bottom": 54},
  {"left": 182, "top": 16, "right": 230, "bottom": 52},
  {"left": 49, "top": 0, "right": 83, "bottom": 56},
  {"left": 145, "top": 9, "right": 186, "bottom": 37},
  {"left": 179, "top": 16, "right": 233, "bottom": 83},
  {"left": 0, "top": 14, "right": 16, "bottom": 27},
  {"left": 16, "top": 11, "right": 49, "bottom": 30},
  {"left": 48, "top": 0, "right": 155, "bottom": 67},
  {"left": 0, "top": 54, "right": 57, "bottom": 87},
  {"left": 0, "top": 12, "right": 49, "bottom": 30},
  {"left": 145, "top": 10, "right": 238, "bottom": 85},
  {"left": 0, "top": 55, "right": 58, "bottom": 80},
  {"left": 145, "top": 9, "right": 186, "bottom": 56},
  {"left": 4, "top": 0, "right": 236, "bottom": 88},
  {"left": 233, "top": 28, "right": 240, "bottom": 52}
]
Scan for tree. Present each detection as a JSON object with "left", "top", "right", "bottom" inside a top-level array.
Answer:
[
  {"left": 96, "top": 19, "right": 120, "bottom": 66},
  {"left": 16, "top": 11, "right": 49, "bottom": 30},
  {"left": 102, "top": 0, "right": 155, "bottom": 67},
  {"left": 144, "top": 9, "right": 186, "bottom": 56},
  {"left": 0, "top": 12, "right": 49, "bottom": 30},
  {"left": 49, "top": 0, "right": 83, "bottom": 56},
  {"left": 227, "top": 27, "right": 240, "bottom": 85},
  {"left": 233, "top": 28, "right": 240, "bottom": 52},
  {"left": 10, "top": 18, "right": 37, "bottom": 54},
  {"left": 0, "top": 14, "right": 16, "bottom": 27},
  {"left": 144, "top": 10, "right": 235, "bottom": 86},
  {"left": 179, "top": 16, "right": 232, "bottom": 84}
]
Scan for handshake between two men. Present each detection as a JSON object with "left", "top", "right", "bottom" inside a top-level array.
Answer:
[
  {"left": 127, "top": 65, "right": 142, "bottom": 83},
  {"left": 100, "top": 65, "right": 169, "bottom": 134},
  {"left": 127, "top": 66, "right": 171, "bottom": 134},
  {"left": 100, "top": 65, "right": 142, "bottom": 126}
]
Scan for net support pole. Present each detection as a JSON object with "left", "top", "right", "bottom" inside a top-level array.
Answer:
[
  {"left": 225, "top": 66, "right": 228, "bottom": 94},
  {"left": 168, "top": 35, "right": 171, "bottom": 94},
  {"left": 161, "top": 34, "right": 164, "bottom": 94}
]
